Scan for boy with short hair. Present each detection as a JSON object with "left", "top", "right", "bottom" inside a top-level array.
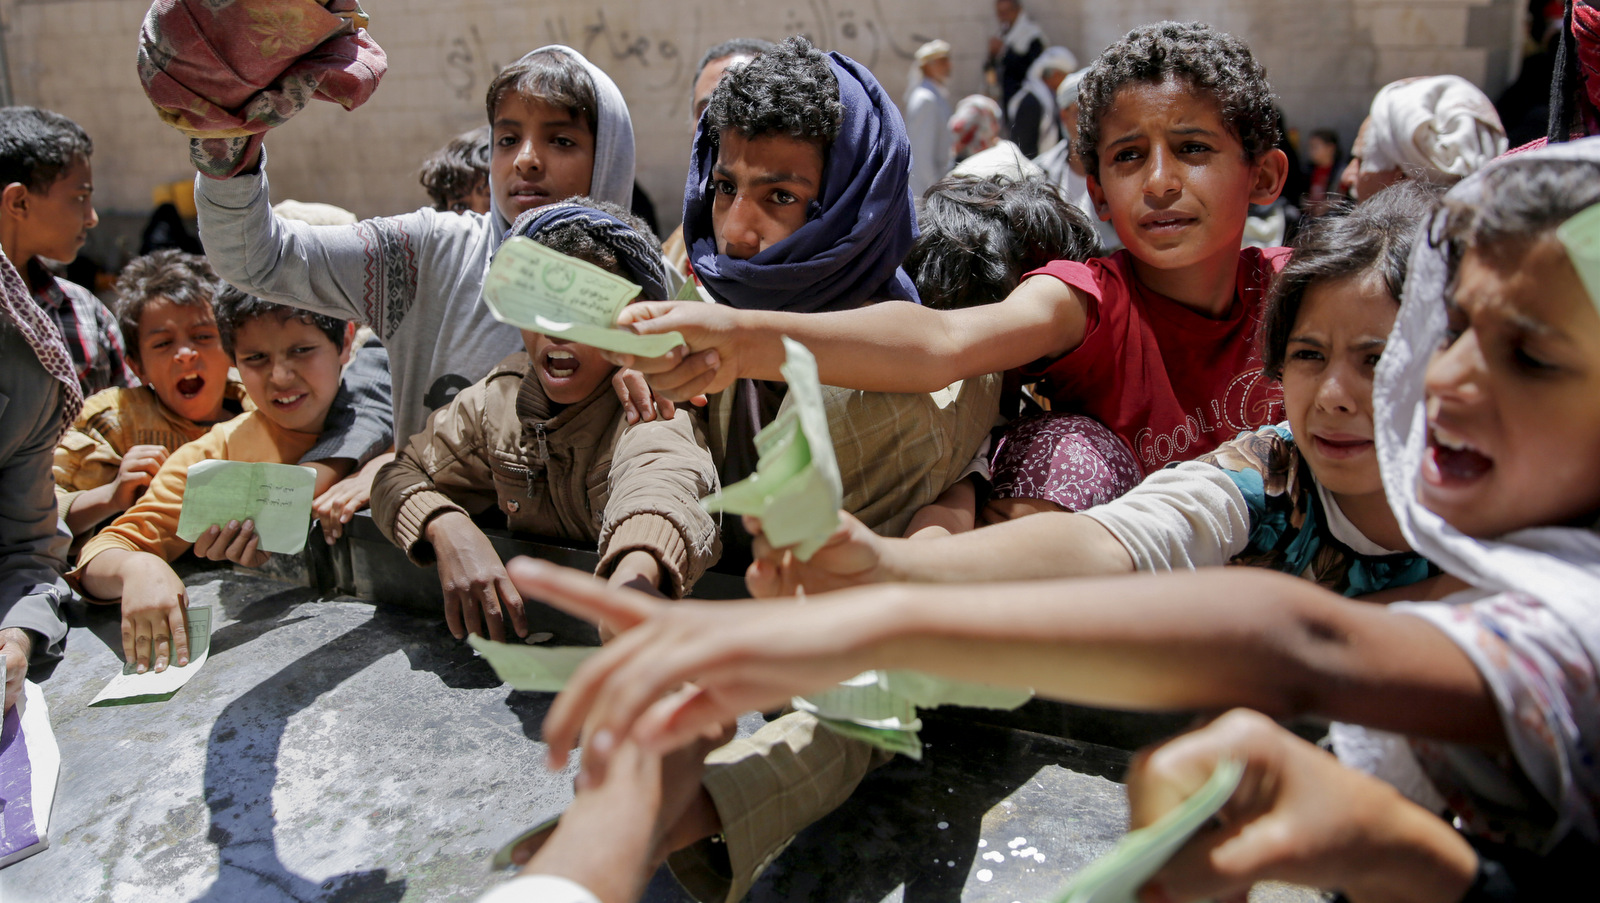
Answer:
[
  {"left": 418, "top": 126, "right": 491, "bottom": 215},
  {"left": 54, "top": 251, "right": 392, "bottom": 542},
  {"left": 370, "top": 200, "right": 719, "bottom": 641},
  {"left": 71, "top": 288, "right": 355, "bottom": 674},
  {"left": 621, "top": 21, "right": 1291, "bottom": 496},
  {"left": 195, "top": 45, "right": 636, "bottom": 447},
  {"left": 0, "top": 106, "right": 131, "bottom": 396}
]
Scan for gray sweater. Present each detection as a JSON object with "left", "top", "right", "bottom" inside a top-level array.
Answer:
[
  {"left": 0, "top": 322, "right": 72, "bottom": 664},
  {"left": 195, "top": 158, "right": 523, "bottom": 446}
]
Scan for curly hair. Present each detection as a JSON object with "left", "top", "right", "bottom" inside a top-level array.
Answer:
[
  {"left": 1258, "top": 181, "right": 1442, "bottom": 379},
  {"left": 213, "top": 285, "right": 347, "bottom": 358},
  {"left": 419, "top": 126, "right": 490, "bottom": 211},
  {"left": 0, "top": 106, "right": 92, "bottom": 192},
  {"left": 704, "top": 35, "right": 842, "bottom": 147},
  {"left": 113, "top": 250, "right": 221, "bottom": 362},
  {"left": 1075, "top": 22, "right": 1280, "bottom": 178},
  {"left": 907, "top": 174, "right": 1100, "bottom": 310},
  {"left": 485, "top": 49, "right": 598, "bottom": 137}
]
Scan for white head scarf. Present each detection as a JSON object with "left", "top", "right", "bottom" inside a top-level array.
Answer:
[
  {"left": 1000, "top": 9, "right": 1045, "bottom": 58},
  {"left": 494, "top": 46, "right": 636, "bottom": 234},
  {"left": 1026, "top": 45, "right": 1077, "bottom": 85},
  {"left": 1373, "top": 137, "right": 1600, "bottom": 842},
  {"left": 1055, "top": 66, "right": 1090, "bottom": 111},
  {"left": 1360, "top": 75, "right": 1507, "bottom": 183}
]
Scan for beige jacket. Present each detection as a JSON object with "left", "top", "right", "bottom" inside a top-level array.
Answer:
[{"left": 372, "top": 352, "right": 720, "bottom": 597}]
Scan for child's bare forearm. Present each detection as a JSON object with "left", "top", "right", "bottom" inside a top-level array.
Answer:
[
  {"left": 882, "top": 511, "right": 1135, "bottom": 582},
  {"left": 862, "top": 570, "right": 1501, "bottom": 745},
  {"left": 77, "top": 548, "right": 165, "bottom": 602},
  {"left": 64, "top": 483, "right": 123, "bottom": 536}
]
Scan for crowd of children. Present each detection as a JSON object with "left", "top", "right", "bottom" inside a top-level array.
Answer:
[{"left": 0, "top": 7, "right": 1594, "bottom": 903}]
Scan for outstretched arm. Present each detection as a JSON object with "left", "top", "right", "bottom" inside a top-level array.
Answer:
[
  {"left": 613, "top": 273, "right": 1089, "bottom": 400},
  {"left": 514, "top": 561, "right": 1499, "bottom": 780}
]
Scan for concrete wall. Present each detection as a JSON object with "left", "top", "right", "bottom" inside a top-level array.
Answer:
[{"left": 0, "top": 0, "right": 1518, "bottom": 261}]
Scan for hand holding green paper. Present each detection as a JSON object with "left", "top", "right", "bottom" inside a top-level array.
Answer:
[
  {"left": 483, "top": 236, "right": 687, "bottom": 357},
  {"left": 701, "top": 338, "right": 843, "bottom": 560},
  {"left": 176, "top": 460, "right": 317, "bottom": 554}
]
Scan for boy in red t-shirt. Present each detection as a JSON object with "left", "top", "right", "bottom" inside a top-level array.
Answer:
[{"left": 611, "top": 21, "right": 1290, "bottom": 521}]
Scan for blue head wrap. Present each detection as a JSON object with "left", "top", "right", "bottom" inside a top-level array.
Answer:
[
  {"left": 508, "top": 201, "right": 670, "bottom": 301},
  {"left": 682, "top": 51, "right": 920, "bottom": 312}
]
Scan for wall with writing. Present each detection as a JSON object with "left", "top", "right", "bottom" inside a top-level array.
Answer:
[{"left": 2, "top": 0, "right": 1517, "bottom": 240}]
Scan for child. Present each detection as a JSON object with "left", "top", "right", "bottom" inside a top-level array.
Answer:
[
  {"left": 528, "top": 141, "right": 1600, "bottom": 866},
  {"left": 70, "top": 288, "right": 356, "bottom": 674},
  {"left": 615, "top": 22, "right": 1291, "bottom": 507},
  {"left": 418, "top": 126, "right": 492, "bottom": 215},
  {"left": 899, "top": 172, "right": 1100, "bottom": 536},
  {"left": 0, "top": 106, "right": 131, "bottom": 396},
  {"left": 194, "top": 45, "right": 636, "bottom": 446},
  {"left": 54, "top": 251, "right": 244, "bottom": 538},
  {"left": 677, "top": 35, "right": 998, "bottom": 550},
  {"left": 760, "top": 183, "right": 1449, "bottom": 597},
  {"left": 370, "top": 201, "right": 719, "bottom": 643},
  {"left": 54, "top": 251, "right": 391, "bottom": 542}
]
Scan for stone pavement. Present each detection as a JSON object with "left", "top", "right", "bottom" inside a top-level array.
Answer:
[{"left": 1, "top": 563, "right": 1322, "bottom": 903}]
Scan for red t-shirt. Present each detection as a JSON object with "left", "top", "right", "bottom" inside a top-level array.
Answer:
[{"left": 1021, "top": 247, "right": 1289, "bottom": 475}]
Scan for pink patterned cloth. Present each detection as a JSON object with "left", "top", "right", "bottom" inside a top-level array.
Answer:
[
  {"left": 138, "top": 0, "right": 387, "bottom": 179},
  {"left": 0, "top": 252, "right": 81, "bottom": 435},
  {"left": 989, "top": 412, "right": 1142, "bottom": 512}
]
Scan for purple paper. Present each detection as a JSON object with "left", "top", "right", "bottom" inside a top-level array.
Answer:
[{"left": 0, "top": 702, "right": 40, "bottom": 860}]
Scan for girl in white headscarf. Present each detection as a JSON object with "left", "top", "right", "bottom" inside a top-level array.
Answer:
[{"left": 1339, "top": 74, "right": 1508, "bottom": 201}]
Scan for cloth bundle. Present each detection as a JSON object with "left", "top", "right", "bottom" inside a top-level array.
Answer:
[
  {"left": 1360, "top": 75, "right": 1507, "bottom": 182},
  {"left": 138, "top": 0, "right": 387, "bottom": 179}
]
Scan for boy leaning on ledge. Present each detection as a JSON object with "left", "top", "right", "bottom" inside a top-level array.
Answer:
[
  {"left": 69, "top": 288, "right": 358, "bottom": 674},
  {"left": 54, "top": 250, "right": 393, "bottom": 544},
  {"left": 370, "top": 200, "right": 719, "bottom": 643}
]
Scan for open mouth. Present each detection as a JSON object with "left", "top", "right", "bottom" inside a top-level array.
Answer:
[
  {"left": 272, "top": 393, "right": 308, "bottom": 410},
  {"left": 1425, "top": 425, "right": 1492, "bottom": 486},
  {"left": 543, "top": 348, "right": 580, "bottom": 377},
  {"left": 176, "top": 374, "right": 205, "bottom": 398}
]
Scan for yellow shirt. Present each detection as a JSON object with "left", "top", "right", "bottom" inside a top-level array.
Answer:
[
  {"left": 71, "top": 410, "right": 318, "bottom": 584},
  {"left": 54, "top": 381, "right": 251, "bottom": 521}
]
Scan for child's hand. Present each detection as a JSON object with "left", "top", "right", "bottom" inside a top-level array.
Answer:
[
  {"left": 1127, "top": 709, "right": 1477, "bottom": 903},
  {"left": 611, "top": 368, "right": 675, "bottom": 424},
  {"left": 312, "top": 452, "right": 393, "bottom": 543},
  {"left": 508, "top": 558, "right": 869, "bottom": 777},
  {"left": 110, "top": 444, "right": 169, "bottom": 509},
  {"left": 1, "top": 627, "right": 32, "bottom": 711},
  {"left": 193, "top": 519, "right": 271, "bottom": 568},
  {"left": 120, "top": 558, "right": 191, "bottom": 673},
  {"left": 427, "top": 512, "right": 527, "bottom": 641},
  {"left": 609, "top": 302, "right": 743, "bottom": 401},
  {"left": 744, "top": 511, "right": 892, "bottom": 596}
]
